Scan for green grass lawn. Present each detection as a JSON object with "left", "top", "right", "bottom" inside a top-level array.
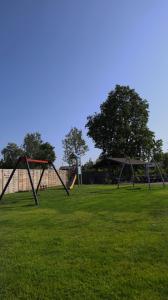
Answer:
[{"left": 1, "top": 184, "right": 168, "bottom": 300}]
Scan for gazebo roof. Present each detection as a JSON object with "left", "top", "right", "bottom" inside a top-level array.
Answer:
[
  {"left": 95, "top": 157, "right": 147, "bottom": 167},
  {"left": 108, "top": 157, "right": 147, "bottom": 165}
]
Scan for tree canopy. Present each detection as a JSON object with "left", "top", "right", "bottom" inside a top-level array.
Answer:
[
  {"left": 38, "top": 142, "right": 56, "bottom": 162},
  {"left": 86, "top": 85, "right": 162, "bottom": 160},
  {"left": 23, "top": 132, "right": 42, "bottom": 158},
  {"left": 1, "top": 143, "right": 24, "bottom": 168},
  {"left": 1, "top": 132, "right": 56, "bottom": 168},
  {"left": 62, "top": 127, "right": 88, "bottom": 165},
  {"left": 82, "top": 159, "right": 94, "bottom": 171}
]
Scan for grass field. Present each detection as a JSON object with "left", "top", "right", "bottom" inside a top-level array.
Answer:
[{"left": 1, "top": 184, "right": 168, "bottom": 300}]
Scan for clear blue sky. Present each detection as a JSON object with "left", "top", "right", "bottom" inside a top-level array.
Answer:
[{"left": 1, "top": 0, "right": 168, "bottom": 166}]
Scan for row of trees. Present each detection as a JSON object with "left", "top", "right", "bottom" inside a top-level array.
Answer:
[
  {"left": 63, "top": 85, "right": 164, "bottom": 169},
  {"left": 1, "top": 85, "right": 167, "bottom": 169},
  {"left": 0, "top": 129, "right": 88, "bottom": 169},
  {"left": 0, "top": 133, "right": 55, "bottom": 168}
]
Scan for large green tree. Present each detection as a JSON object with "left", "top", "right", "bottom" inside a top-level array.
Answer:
[
  {"left": 38, "top": 142, "right": 56, "bottom": 162},
  {"left": 1, "top": 143, "right": 24, "bottom": 168},
  {"left": 23, "top": 132, "right": 42, "bottom": 158},
  {"left": 1, "top": 132, "right": 56, "bottom": 168},
  {"left": 86, "top": 85, "right": 162, "bottom": 160},
  {"left": 62, "top": 127, "right": 88, "bottom": 165},
  {"left": 23, "top": 132, "right": 56, "bottom": 162}
]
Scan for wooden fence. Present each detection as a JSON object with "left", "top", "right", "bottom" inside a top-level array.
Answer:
[{"left": 0, "top": 169, "right": 68, "bottom": 194}]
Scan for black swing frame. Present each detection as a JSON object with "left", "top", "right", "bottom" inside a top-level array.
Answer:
[
  {"left": 0, "top": 156, "right": 69, "bottom": 206},
  {"left": 117, "top": 157, "right": 165, "bottom": 189}
]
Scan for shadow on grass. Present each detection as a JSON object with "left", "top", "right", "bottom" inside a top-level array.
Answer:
[
  {"left": 21, "top": 203, "right": 36, "bottom": 207},
  {"left": 126, "top": 187, "right": 142, "bottom": 191},
  {"left": 0, "top": 193, "right": 37, "bottom": 209},
  {"left": 88, "top": 186, "right": 141, "bottom": 194},
  {"left": 88, "top": 185, "right": 166, "bottom": 195}
]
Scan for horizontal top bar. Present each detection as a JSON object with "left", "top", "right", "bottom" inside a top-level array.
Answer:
[
  {"left": 27, "top": 158, "right": 49, "bottom": 164},
  {"left": 22, "top": 157, "right": 49, "bottom": 164}
]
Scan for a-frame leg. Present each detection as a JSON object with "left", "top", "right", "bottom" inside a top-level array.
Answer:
[
  {"left": 146, "top": 162, "right": 151, "bottom": 190},
  {"left": 25, "top": 157, "right": 39, "bottom": 205},
  {"left": 118, "top": 163, "right": 125, "bottom": 188},
  {"left": 51, "top": 163, "right": 69, "bottom": 196},
  {"left": 130, "top": 162, "right": 135, "bottom": 188},
  {"left": 153, "top": 159, "right": 165, "bottom": 187},
  {"left": 36, "top": 168, "right": 45, "bottom": 194},
  {"left": 0, "top": 158, "right": 21, "bottom": 202}
]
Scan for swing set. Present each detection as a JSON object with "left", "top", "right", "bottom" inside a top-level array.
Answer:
[
  {"left": 113, "top": 157, "right": 165, "bottom": 189},
  {"left": 0, "top": 156, "right": 69, "bottom": 206}
]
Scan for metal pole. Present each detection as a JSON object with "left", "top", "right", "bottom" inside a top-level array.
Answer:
[
  {"left": 146, "top": 162, "right": 151, "bottom": 190},
  {"left": 153, "top": 159, "right": 165, "bottom": 187},
  {"left": 0, "top": 158, "right": 21, "bottom": 202},
  {"left": 118, "top": 163, "right": 125, "bottom": 188},
  {"left": 51, "top": 163, "right": 69, "bottom": 196},
  {"left": 129, "top": 159, "right": 135, "bottom": 188},
  {"left": 25, "top": 157, "right": 39, "bottom": 206},
  {"left": 36, "top": 168, "right": 45, "bottom": 193}
]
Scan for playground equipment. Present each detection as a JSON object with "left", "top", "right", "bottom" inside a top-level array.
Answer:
[
  {"left": 66, "top": 153, "right": 82, "bottom": 189},
  {"left": 114, "top": 157, "right": 165, "bottom": 189},
  {"left": 0, "top": 156, "right": 69, "bottom": 206},
  {"left": 68, "top": 173, "right": 77, "bottom": 190}
]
